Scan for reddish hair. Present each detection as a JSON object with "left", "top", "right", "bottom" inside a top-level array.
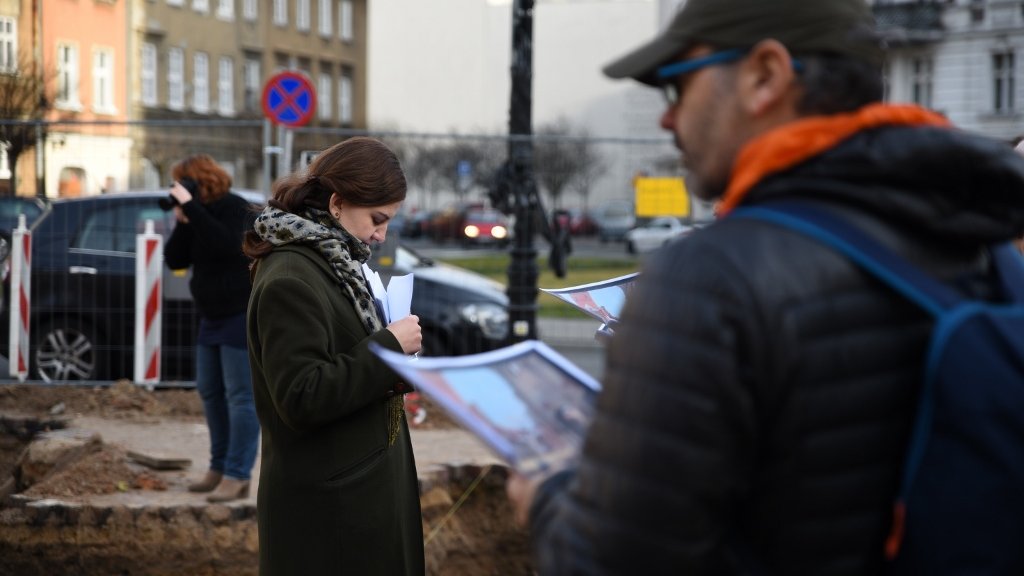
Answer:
[{"left": 171, "top": 154, "right": 232, "bottom": 203}]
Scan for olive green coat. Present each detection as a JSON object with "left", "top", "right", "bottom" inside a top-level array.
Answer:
[{"left": 247, "top": 244, "right": 423, "bottom": 575}]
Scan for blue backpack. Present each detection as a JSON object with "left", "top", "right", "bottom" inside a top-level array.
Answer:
[{"left": 732, "top": 203, "right": 1024, "bottom": 575}]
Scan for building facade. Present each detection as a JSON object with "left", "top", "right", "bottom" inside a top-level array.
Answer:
[
  {"left": 0, "top": 0, "right": 368, "bottom": 197},
  {"left": 876, "top": 0, "right": 1024, "bottom": 142}
]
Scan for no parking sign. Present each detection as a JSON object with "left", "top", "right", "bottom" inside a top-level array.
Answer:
[{"left": 262, "top": 71, "right": 317, "bottom": 127}]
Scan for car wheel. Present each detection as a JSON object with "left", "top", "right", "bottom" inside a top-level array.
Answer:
[{"left": 34, "top": 319, "right": 103, "bottom": 382}]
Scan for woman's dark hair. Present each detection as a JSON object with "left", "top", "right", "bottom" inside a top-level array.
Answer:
[
  {"left": 243, "top": 136, "right": 407, "bottom": 260},
  {"left": 171, "top": 154, "right": 232, "bottom": 203},
  {"left": 793, "top": 53, "right": 884, "bottom": 115}
]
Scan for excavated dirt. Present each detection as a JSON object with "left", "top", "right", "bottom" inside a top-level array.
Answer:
[{"left": 0, "top": 382, "right": 530, "bottom": 575}]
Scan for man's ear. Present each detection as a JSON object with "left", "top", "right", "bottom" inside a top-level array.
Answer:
[{"left": 737, "top": 39, "right": 800, "bottom": 116}]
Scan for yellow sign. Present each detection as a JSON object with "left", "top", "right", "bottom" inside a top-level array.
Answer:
[{"left": 634, "top": 177, "right": 689, "bottom": 217}]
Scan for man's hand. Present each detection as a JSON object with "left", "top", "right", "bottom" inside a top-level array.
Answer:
[{"left": 506, "top": 472, "right": 542, "bottom": 528}]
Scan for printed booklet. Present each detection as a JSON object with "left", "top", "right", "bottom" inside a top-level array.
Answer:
[
  {"left": 371, "top": 340, "right": 601, "bottom": 476},
  {"left": 541, "top": 272, "right": 638, "bottom": 337}
]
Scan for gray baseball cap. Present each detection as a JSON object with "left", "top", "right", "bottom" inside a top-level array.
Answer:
[{"left": 604, "top": 0, "right": 883, "bottom": 86}]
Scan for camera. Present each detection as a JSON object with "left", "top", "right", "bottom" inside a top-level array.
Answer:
[{"left": 158, "top": 177, "right": 200, "bottom": 211}]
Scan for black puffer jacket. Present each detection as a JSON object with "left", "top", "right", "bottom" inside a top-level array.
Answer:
[
  {"left": 164, "top": 192, "right": 255, "bottom": 320},
  {"left": 529, "top": 124, "right": 1024, "bottom": 575}
]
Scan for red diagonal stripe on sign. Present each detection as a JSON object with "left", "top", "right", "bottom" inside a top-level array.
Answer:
[
  {"left": 271, "top": 85, "right": 303, "bottom": 118},
  {"left": 146, "top": 238, "right": 158, "bottom": 262},
  {"left": 145, "top": 347, "right": 160, "bottom": 380},
  {"left": 146, "top": 282, "right": 161, "bottom": 329},
  {"left": 19, "top": 287, "right": 28, "bottom": 330}
]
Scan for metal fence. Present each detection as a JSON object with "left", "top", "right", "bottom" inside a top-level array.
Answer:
[{"left": 1, "top": 120, "right": 685, "bottom": 384}]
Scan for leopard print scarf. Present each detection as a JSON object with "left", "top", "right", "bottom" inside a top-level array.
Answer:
[{"left": 254, "top": 205, "right": 406, "bottom": 444}]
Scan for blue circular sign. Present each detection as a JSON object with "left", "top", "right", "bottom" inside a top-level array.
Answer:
[{"left": 262, "top": 71, "right": 317, "bottom": 127}]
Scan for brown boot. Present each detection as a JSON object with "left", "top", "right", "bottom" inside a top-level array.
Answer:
[
  {"left": 206, "top": 476, "right": 250, "bottom": 503},
  {"left": 187, "top": 470, "right": 223, "bottom": 493}
]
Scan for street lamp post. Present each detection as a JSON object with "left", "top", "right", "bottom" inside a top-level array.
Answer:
[{"left": 504, "top": 0, "right": 539, "bottom": 344}]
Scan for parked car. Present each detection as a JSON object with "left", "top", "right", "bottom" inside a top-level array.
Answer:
[
  {"left": 428, "top": 203, "right": 510, "bottom": 247},
  {"left": 567, "top": 208, "right": 598, "bottom": 236},
  {"left": 0, "top": 196, "right": 48, "bottom": 240},
  {"left": 595, "top": 201, "right": 636, "bottom": 243},
  {"left": 624, "top": 216, "right": 693, "bottom": 254},
  {"left": 459, "top": 208, "right": 510, "bottom": 247},
  {"left": 0, "top": 191, "right": 509, "bottom": 382}
]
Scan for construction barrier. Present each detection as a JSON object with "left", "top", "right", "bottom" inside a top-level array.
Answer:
[
  {"left": 134, "top": 219, "right": 163, "bottom": 385},
  {"left": 8, "top": 214, "right": 31, "bottom": 382}
]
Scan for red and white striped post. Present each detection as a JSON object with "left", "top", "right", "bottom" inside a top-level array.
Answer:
[
  {"left": 8, "top": 214, "right": 31, "bottom": 382},
  {"left": 134, "top": 219, "right": 163, "bottom": 385}
]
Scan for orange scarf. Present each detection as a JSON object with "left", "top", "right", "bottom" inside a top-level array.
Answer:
[{"left": 716, "top": 103, "right": 951, "bottom": 216}]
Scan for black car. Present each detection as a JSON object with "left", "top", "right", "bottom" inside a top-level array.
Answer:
[
  {"left": 0, "top": 191, "right": 508, "bottom": 382},
  {"left": 0, "top": 196, "right": 48, "bottom": 240}
]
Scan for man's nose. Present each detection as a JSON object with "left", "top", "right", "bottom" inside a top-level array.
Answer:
[{"left": 659, "top": 106, "right": 675, "bottom": 131}]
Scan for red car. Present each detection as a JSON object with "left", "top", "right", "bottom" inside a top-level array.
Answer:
[{"left": 459, "top": 208, "right": 510, "bottom": 247}]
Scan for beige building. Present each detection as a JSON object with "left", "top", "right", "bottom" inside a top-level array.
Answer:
[{"left": 128, "top": 0, "right": 368, "bottom": 191}]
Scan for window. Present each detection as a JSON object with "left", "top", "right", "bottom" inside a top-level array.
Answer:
[
  {"left": 76, "top": 203, "right": 173, "bottom": 253},
  {"left": 217, "top": 0, "right": 234, "bottom": 20},
  {"left": 318, "top": 0, "right": 332, "bottom": 37},
  {"left": 993, "top": 50, "right": 1016, "bottom": 114},
  {"left": 273, "top": 0, "right": 287, "bottom": 26},
  {"left": 318, "top": 71, "right": 332, "bottom": 120},
  {"left": 193, "top": 0, "right": 209, "bottom": 13},
  {"left": 297, "top": 0, "right": 310, "bottom": 30},
  {"left": 243, "top": 0, "right": 257, "bottom": 21},
  {"left": 193, "top": 52, "right": 209, "bottom": 113},
  {"left": 167, "top": 0, "right": 183, "bottom": 7},
  {"left": 338, "top": 68, "right": 352, "bottom": 124},
  {"left": 243, "top": 57, "right": 261, "bottom": 112},
  {"left": 92, "top": 47, "right": 116, "bottom": 114},
  {"left": 56, "top": 42, "right": 81, "bottom": 109},
  {"left": 339, "top": 0, "right": 352, "bottom": 41},
  {"left": 218, "top": 57, "right": 234, "bottom": 116},
  {"left": 911, "top": 57, "right": 933, "bottom": 109},
  {"left": 141, "top": 43, "right": 158, "bottom": 106},
  {"left": 168, "top": 48, "right": 185, "bottom": 110},
  {"left": 0, "top": 17, "right": 16, "bottom": 74}
]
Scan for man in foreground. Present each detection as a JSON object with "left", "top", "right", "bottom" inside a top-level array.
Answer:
[{"left": 508, "top": 0, "right": 1024, "bottom": 573}]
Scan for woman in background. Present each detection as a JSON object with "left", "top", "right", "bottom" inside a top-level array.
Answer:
[
  {"left": 164, "top": 154, "right": 259, "bottom": 503},
  {"left": 243, "top": 137, "right": 423, "bottom": 575}
]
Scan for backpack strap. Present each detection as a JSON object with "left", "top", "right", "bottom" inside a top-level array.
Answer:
[{"left": 732, "top": 203, "right": 974, "bottom": 316}]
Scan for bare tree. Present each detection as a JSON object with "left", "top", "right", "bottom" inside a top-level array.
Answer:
[
  {"left": 0, "top": 52, "right": 52, "bottom": 197},
  {"left": 406, "top": 138, "right": 503, "bottom": 208},
  {"left": 533, "top": 118, "right": 603, "bottom": 211}
]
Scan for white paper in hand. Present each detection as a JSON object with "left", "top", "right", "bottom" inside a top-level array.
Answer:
[
  {"left": 362, "top": 263, "right": 391, "bottom": 323},
  {"left": 386, "top": 274, "right": 413, "bottom": 321}
]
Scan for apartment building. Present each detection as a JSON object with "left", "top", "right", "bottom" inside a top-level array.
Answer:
[
  {"left": 4, "top": 0, "right": 131, "bottom": 197},
  {"left": 876, "top": 0, "right": 1024, "bottom": 141},
  {"left": 129, "top": 0, "right": 368, "bottom": 189}
]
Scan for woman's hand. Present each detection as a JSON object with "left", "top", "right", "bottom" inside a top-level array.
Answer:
[
  {"left": 170, "top": 182, "right": 192, "bottom": 224},
  {"left": 387, "top": 315, "right": 422, "bottom": 355}
]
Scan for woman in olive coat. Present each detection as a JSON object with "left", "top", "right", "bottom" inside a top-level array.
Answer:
[{"left": 243, "top": 137, "right": 424, "bottom": 575}]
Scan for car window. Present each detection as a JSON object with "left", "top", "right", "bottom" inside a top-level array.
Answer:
[{"left": 76, "top": 203, "right": 172, "bottom": 253}]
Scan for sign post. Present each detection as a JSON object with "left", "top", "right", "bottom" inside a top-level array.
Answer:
[
  {"left": 8, "top": 214, "right": 30, "bottom": 381},
  {"left": 134, "top": 220, "right": 163, "bottom": 386}
]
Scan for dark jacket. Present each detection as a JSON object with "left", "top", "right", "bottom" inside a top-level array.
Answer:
[
  {"left": 528, "top": 124, "right": 1024, "bottom": 575},
  {"left": 164, "top": 192, "right": 254, "bottom": 319},
  {"left": 247, "top": 243, "right": 424, "bottom": 576}
]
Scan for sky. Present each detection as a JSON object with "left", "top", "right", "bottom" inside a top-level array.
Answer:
[{"left": 366, "top": 0, "right": 665, "bottom": 137}]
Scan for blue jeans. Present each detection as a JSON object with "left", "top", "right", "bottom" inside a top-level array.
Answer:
[{"left": 196, "top": 344, "right": 259, "bottom": 480}]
